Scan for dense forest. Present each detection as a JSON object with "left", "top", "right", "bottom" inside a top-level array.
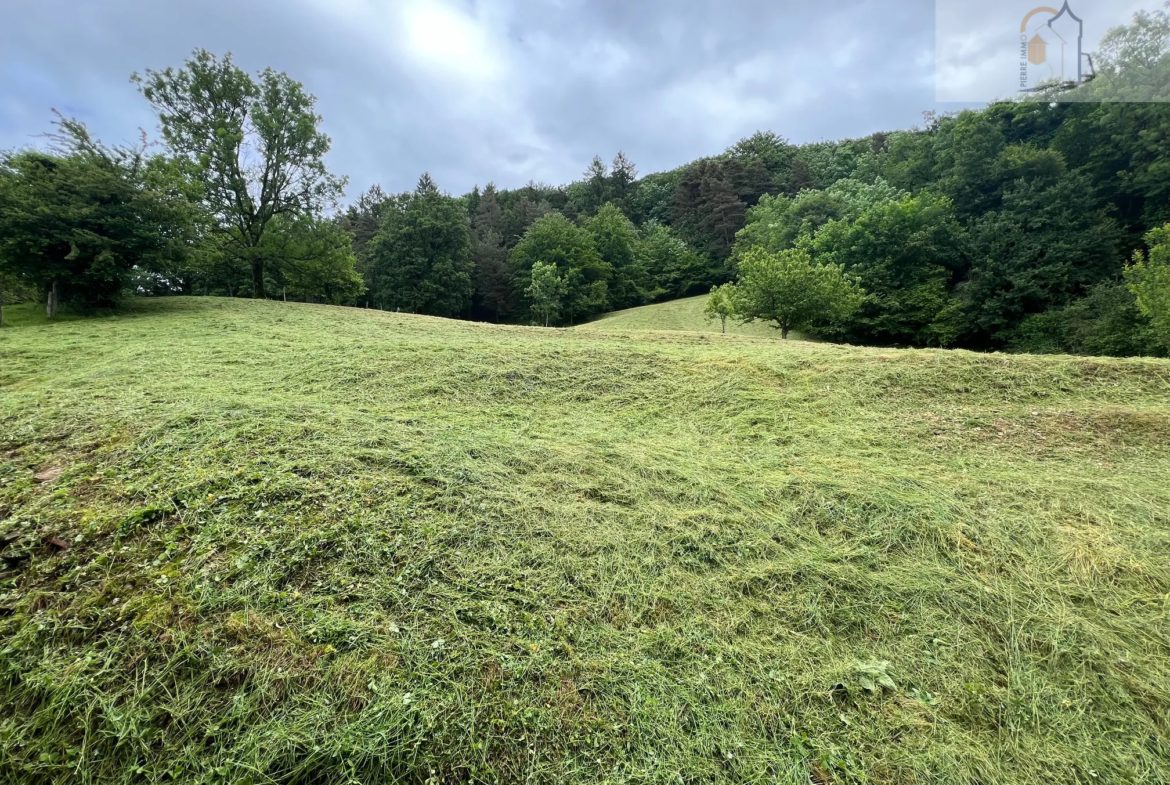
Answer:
[{"left": 2, "top": 8, "right": 1169, "bottom": 356}]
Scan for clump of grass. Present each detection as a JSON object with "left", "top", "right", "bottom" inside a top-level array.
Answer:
[{"left": 1, "top": 297, "right": 1169, "bottom": 784}]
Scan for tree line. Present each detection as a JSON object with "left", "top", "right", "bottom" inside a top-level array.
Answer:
[{"left": 1, "top": 7, "right": 1169, "bottom": 356}]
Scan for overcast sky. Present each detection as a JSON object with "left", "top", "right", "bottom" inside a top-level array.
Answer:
[{"left": 0, "top": 0, "right": 1149, "bottom": 200}]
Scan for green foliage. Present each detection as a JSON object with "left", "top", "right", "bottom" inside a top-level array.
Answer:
[
  {"left": 0, "top": 118, "right": 196, "bottom": 314},
  {"left": 703, "top": 283, "right": 736, "bottom": 333},
  {"left": 525, "top": 260, "right": 568, "bottom": 327},
  {"left": 1057, "top": 6, "right": 1170, "bottom": 102},
  {"left": 931, "top": 111, "right": 1008, "bottom": 219},
  {"left": 1010, "top": 282, "right": 1164, "bottom": 357},
  {"left": 671, "top": 158, "right": 766, "bottom": 265},
  {"left": 1126, "top": 224, "right": 1170, "bottom": 349},
  {"left": 368, "top": 174, "right": 473, "bottom": 317},
  {"left": 794, "top": 139, "right": 881, "bottom": 190},
  {"left": 727, "top": 130, "right": 796, "bottom": 179},
  {"left": 634, "top": 222, "right": 708, "bottom": 300},
  {"left": 964, "top": 172, "right": 1121, "bottom": 343},
  {"left": 825, "top": 177, "right": 910, "bottom": 217},
  {"left": 734, "top": 191, "right": 843, "bottom": 260},
  {"left": 623, "top": 170, "right": 681, "bottom": 226},
  {"left": 732, "top": 178, "right": 907, "bottom": 269},
  {"left": 732, "top": 246, "right": 862, "bottom": 339},
  {"left": 134, "top": 49, "right": 345, "bottom": 298},
  {"left": 608, "top": 152, "right": 638, "bottom": 210},
  {"left": 1099, "top": 6, "right": 1170, "bottom": 72},
  {"left": 262, "top": 215, "right": 364, "bottom": 304},
  {"left": 340, "top": 185, "right": 394, "bottom": 302},
  {"left": 470, "top": 184, "right": 513, "bottom": 320},
  {"left": 585, "top": 203, "right": 647, "bottom": 310},
  {"left": 812, "top": 193, "right": 966, "bottom": 345},
  {"left": 509, "top": 212, "right": 610, "bottom": 324},
  {"left": 580, "top": 156, "right": 610, "bottom": 216}
]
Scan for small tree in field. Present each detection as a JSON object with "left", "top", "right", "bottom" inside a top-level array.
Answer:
[
  {"left": 527, "top": 260, "right": 567, "bottom": 327},
  {"left": 1126, "top": 224, "right": 1170, "bottom": 349},
  {"left": 732, "top": 245, "right": 862, "bottom": 339},
  {"left": 704, "top": 283, "right": 736, "bottom": 333}
]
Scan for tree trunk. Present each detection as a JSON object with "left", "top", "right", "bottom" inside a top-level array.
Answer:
[
  {"left": 251, "top": 260, "right": 265, "bottom": 299},
  {"left": 721, "top": 317, "right": 727, "bottom": 334},
  {"left": 0, "top": 278, "right": 4, "bottom": 327},
  {"left": 282, "top": 286, "right": 287, "bottom": 302},
  {"left": 781, "top": 325, "right": 789, "bottom": 340},
  {"left": 46, "top": 281, "right": 59, "bottom": 319}
]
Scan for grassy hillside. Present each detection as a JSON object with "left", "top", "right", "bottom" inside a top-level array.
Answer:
[
  {"left": 577, "top": 294, "right": 794, "bottom": 338},
  {"left": 2, "top": 297, "right": 1170, "bottom": 785}
]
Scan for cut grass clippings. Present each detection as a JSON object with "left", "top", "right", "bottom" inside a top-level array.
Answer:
[{"left": 1, "top": 297, "right": 1169, "bottom": 784}]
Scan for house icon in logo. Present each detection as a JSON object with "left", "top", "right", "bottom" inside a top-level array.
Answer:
[
  {"left": 1019, "top": 2, "right": 1088, "bottom": 90},
  {"left": 1027, "top": 34, "right": 1048, "bottom": 65}
]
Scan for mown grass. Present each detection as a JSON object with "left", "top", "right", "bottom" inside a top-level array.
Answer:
[
  {"left": 0, "top": 303, "right": 96, "bottom": 330},
  {"left": 577, "top": 294, "right": 799, "bottom": 338},
  {"left": 1, "top": 296, "right": 1169, "bottom": 785}
]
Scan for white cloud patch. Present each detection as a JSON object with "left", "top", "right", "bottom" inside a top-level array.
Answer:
[{"left": 399, "top": 0, "right": 509, "bottom": 85}]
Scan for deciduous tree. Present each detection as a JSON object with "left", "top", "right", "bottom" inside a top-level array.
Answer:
[
  {"left": 509, "top": 213, "right": 610, "bottom": 324},
  {"left": 704, "top": 283, "right": 736, "bottom": 333},
  {"left": 526, "top": 260, "right": 568, "bottom": 327},
  {"left": 732, "top": 246, "right": 862, "bottom": 339},
  {"left": 1127, "top": 224, "right": 1170, "bottom": 348},
  {"left": 0, "top": 118, "right": 195, "bottom": 316},
  {"left": 586, "top": 203, "right": 647, "bottom": 310},
  {"left": 134, "top": 49, "right": 345, "bottom": 298}
]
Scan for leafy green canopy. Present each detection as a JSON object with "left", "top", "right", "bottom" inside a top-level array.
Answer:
[
  {"left": 134, "top": 49, "right": 346, "bottom": 299},
  {"left": 0, "top": 119, "right": 197, "bottom": 313},
  {"left": 585, "top": 203, "right": 649, "bottom": 311},
  {"left": 732, "top": 246, "right": 862, "bottom": 339},
  {"left": 526, "top": 260, "right": 568, "bottom": 327},
  {"left": 703, "top": 283, "right": 736, "bottom": 333},
  {"left": 812, "top": 193, "right": 967, "bottom": 346},
  {"left": 1127, "top": 224, "right": 1170, "bottom": 348},
  {"left": 509, "top": 212, "right": 610, "bottom": 325},
  {"left": 368, "top": 175, "right": 474, "bottom": 318}
]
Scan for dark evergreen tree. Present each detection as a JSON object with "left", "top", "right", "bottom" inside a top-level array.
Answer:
[
  {"left": 470, "top": 183, "right": 512, "bottom": 321},
  {"left": 340, "top": 185, "right": 393, "bottom": 303},
  {"left": 609, "top": 152, "right": 638, "bottom": 210},
  {"left": 581, "top": 156, "right": 610, "bottom": 216},
  {"left": 672, "top": 160, "right": 747, "bottom": 267}
]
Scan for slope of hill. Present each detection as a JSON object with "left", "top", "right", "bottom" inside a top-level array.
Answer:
[
  {"left": 2, "top": 297, "right": 1169, "bottom": 784},
  {"left": 577, "top": 294, "right": 793, "bottom": 338}
]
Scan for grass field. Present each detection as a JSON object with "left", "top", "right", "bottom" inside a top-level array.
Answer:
[
  {"left": 2, "top": 297, "right": 1170, "bottom": 784},
  {"left": 577, "top": 294, "right": 798, "bottom": 338}
]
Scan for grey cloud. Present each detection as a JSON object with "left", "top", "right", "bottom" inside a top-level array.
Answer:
[{"left": 1, "top": 0, "right": 944, "bottom": 200}]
